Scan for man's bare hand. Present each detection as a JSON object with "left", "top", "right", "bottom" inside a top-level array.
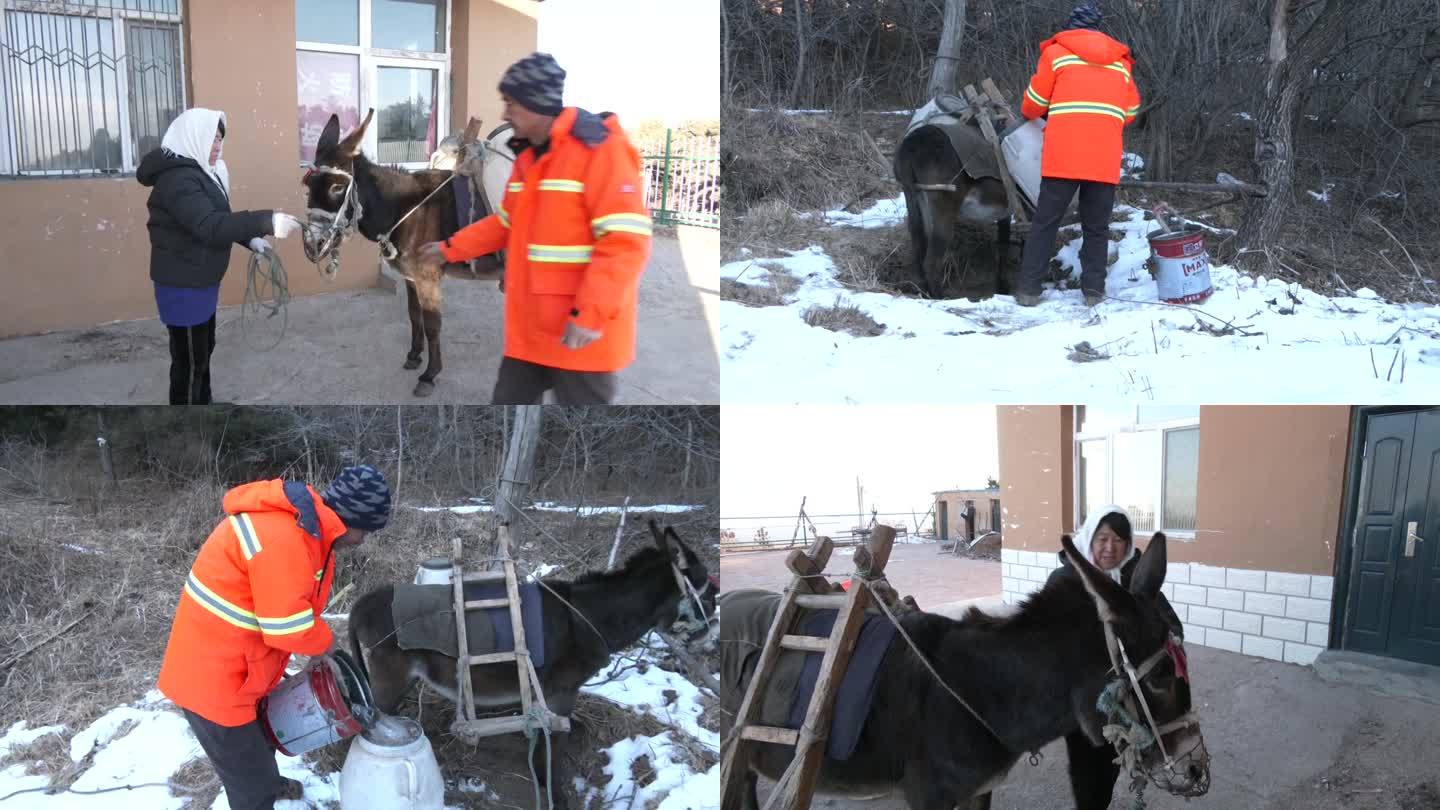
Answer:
[
  {"left": 561, "top": 321, "right": 603, "bottom": 350},
  {"left": 417, "top": 241, "right": 447, "bottom": 265}
]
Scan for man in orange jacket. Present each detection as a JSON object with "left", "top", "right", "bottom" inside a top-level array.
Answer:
[
  {"left": 1015, "top": 3, "right": 1140, "bottom": 308},
  {"left": 419, "top": 52, "right": 653, "bottom": 405},
  {"left": 157, "top": 465, "right": 390, "bottom": 810}
]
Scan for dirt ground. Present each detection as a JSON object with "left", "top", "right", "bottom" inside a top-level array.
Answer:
[
  {"left": 0, "top": 227, "right": 718, "bottom": 405},
  {"left": 720, "top": 541, "right": 1001, "bottom": 610},
  {"left": 749, "top": 644, "right": 1440, "bottom": 810}
]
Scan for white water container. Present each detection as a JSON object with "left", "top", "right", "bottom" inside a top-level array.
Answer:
[
  {"left": 340, "top": 715, "right": 445, "bottom": 810},
  {"left": 1001, "top": 118, "right": 1046, "bottom": 209},
  {"left": 413, "top": 556, "right": 453, "bottom": 585}
]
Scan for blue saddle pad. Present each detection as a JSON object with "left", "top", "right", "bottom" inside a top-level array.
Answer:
[
  {"left": 463, "top": 580, "right": 546, "bottom": 670},
  {"left": 786, "top": 612, "right": 897, "bottom": 760}
]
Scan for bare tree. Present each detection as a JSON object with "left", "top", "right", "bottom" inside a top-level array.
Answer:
[{"left": 928, "top": 0, "right": 969, "bottom": 97}]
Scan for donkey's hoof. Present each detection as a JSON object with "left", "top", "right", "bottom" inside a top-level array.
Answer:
[
  {"left": 402, "top": 356, "right": 422, "bottom": 370},
  {"left": 413, "top": 380, "right": 436, "bottom": 397}
]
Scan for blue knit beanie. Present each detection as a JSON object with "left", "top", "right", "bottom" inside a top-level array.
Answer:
[
  {"left": 321, "top": 465, "right": 391, "bottom": 531},
  {"left": 1067, "top": 2, "right": 1103, "bottom": 30},
  {"left": 498, "top": 52, "right": 566, "bottom": 117}
]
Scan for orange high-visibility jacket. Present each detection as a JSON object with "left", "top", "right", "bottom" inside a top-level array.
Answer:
[
  {"left": 157, "top": 479, "right": 344, "bottom": 726},
  {"left": 441, "top": 107, "right": 653, "bottom": 373},
  {"left": 1020, "top": 29, "right": 1141, "bottom": 185}
]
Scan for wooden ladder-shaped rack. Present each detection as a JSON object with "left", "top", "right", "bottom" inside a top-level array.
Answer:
[
  {"left": 719, "top": 525, "right": 897, "bottom": 810},
  {"left": 448, "top": 525, "right": 570, "bottom": 742}
]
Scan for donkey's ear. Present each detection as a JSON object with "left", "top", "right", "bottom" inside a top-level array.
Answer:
[
  {"left": 317, "top": 114, "right": 342, "bottom": 154},
  {"left": 338, "top": 108, "right": 374, "bottom": 156},
  {"left": 1060, "top": 532, "right": 1133, "bottom": 624},
  {"left": 1129, "top": 532, "right": 1168, "bottom": 601},
  {"left": 649, "top": 519, "right": 669, "bottom": 551},
  {"left": 665, "top": 526, "right": 692, "bottom": 569}
]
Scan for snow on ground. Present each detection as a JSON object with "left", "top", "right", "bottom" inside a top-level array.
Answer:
[
  {"left": 723, "top": 205, "right": 1440, "bottom": 402},
  {"left": 745, "top": 108, "right": 914, "bottom": 116},
  {"left": 412, "top": 499, "right": 705, "bottom": 516},
  {"left": 0, "top": 723, "right": 66, "bottom": 760},
  {"left": 579, "top": 631, "right": 719, "bottom": 809},
  {"left": 825, "top": 194, "right": 908, "bottom": 229}
]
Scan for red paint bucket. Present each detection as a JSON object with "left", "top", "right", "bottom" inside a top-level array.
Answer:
[
  {"left": 259, "top": 651, "right": 375, "bottom": 756},
  {"left": 1147, "top": 225, "right": 1213, "bottom": 304}
]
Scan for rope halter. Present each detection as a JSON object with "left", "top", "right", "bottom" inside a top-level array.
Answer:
[{"left": 1101, "top": 622, "right": 1209, "bottom": 798}]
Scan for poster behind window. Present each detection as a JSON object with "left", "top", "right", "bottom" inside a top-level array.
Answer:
[{"left": 297, "top": 51, "right": 361, "bottom": 163}]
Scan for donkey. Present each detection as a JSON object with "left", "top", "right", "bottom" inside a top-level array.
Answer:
[
  {"left": 893, "top": 123, "right": 1017, "bottom": 300},
  {"left": 722, "top": 531, "right": 1209, "bottom": 810},
  {"left": 301, "top": 111, "right": 512, "bottom": 397},
  {"left": 348, "top": 520, "right": 718, "bottom": 808}
]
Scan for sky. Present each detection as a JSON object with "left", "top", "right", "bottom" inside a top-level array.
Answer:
[
  {"left": 539, "top": 0, "right": 719, "bottom": 124},
  {"left": 721, "top": 406, "right": 999, "bottom": 534}
]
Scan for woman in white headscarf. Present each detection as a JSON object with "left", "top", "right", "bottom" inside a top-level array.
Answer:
[
  {"left": 1046, "top": 504, "right": 1184, "bottom": 810},
  {"left": 137, "top": 107, "right": 303, "bottom": 404}
]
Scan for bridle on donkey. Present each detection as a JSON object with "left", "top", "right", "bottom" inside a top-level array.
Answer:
[
  {"left": 302, "top": 164, "right": 363, "bottom": 279},
  {"left": 1099, "top": 621, "right": 1208, "bottom": 798}
]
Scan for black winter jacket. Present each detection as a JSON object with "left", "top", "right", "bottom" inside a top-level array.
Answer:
[
  {"left": 1046, "top": 550, "right": 1185, "bottom": 639},
  {"left": 137, "top": 149, "right": 273, "bottom": 288}
]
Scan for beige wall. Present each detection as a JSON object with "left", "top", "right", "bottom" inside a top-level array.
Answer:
[
  {"left": 1188, "top": 406, "right": 1351, "bottom": 575},
  {"left": 997, "top": 406, "right": 1075, "bottom": 550},
  {"left": 936, "top": 490, "right": 1001, "bottom": 537},
  {"left": 0, "top": 0, "right": 538, "bottom": 338},
  {"left": 996, "top": 405, "right": 1353, "bottom": 575}
]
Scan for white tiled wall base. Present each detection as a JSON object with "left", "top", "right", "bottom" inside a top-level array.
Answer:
[{"left": 1000, "top": 550, "right": 1334, "bottom": 667}]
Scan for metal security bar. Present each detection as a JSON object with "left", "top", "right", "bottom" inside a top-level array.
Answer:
[
  {"left": 0, "top": 0, "right": 184, "bottom": 177},
  {"left": 641, "top": 128, "right": 718, "bottom": 229}
]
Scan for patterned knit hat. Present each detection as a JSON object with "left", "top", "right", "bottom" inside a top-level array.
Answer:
[
  {"left": 498, "top": 52, "right": 566, "bottom": 117},
  {"left": 321, "top": 465, "right": 391, "bottom": 531},
  {"left": 1066, "top": 2, "right": 1103, "bottom": 30}
]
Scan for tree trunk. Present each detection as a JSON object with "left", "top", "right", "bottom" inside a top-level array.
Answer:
[
  {"left": 1232, "top": 0, "right": 1347, "bottom": 273},
  {"left": 394, "top": 406, "right": 404, "bottom": 507},
  {"left": 95, "top": 410, "right": 115, "bottom": 487},
  {"left": 928, "top": 0, "right": 968, "bottom": 98},
  {"left": 1396, "top": 28, "right": 1440, "bottom": 127},
  {"left": 786, "top": 0, "right": 808, "bottom": 109},
  {"left": 497, "top": 406, "right": 543, "bottom": 528}
]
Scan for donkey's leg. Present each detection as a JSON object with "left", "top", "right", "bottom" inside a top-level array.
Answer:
[
  {"left": 403, "top": 279, "right": 425, "bottom": 370},
  {"left": 413, "top": 273, "right": 444, "bottom": 397},
  {"left": 742, "top": 768, "right": 761, "bottom": 810},
  {"left": 528, "top": 688, "right": 576, "bottom": 810},
  {"left": 366, "top": 645, "right": 420, "bottom": 714},
  {"left": 901, "top": 187, "right": 929, "bottom": 295},
  {"left": 900, "top": 762, "right": 957, "bottom": 810},
  {"left": 964, "top": 793, "right": 993, "bottom": 810},
  {"left": 922, "top": 191, "right": 962, "bottom": 300},
  {"left": 995, "top": 216, "right": 1013, "bottom": 296},
  {"left": 1064, "top": 730, "right": 1121, "bottom": 810}
]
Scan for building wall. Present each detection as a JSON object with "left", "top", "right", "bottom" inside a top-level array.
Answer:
[
  {"left": 935, "top": 490, "right": 1001, "bottom": 539},
  {"left": 998, "top": 405, "right": 1355, "bottom": 668},
  {"left": 996, "top": 405, "right": 1074, "bottom": 550},
  {"left": 0, "top": 0, "right": 538, "bottom": 338}
]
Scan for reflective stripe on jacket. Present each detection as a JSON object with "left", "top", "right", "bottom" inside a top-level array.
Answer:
[
  {"left": 157, "top": 479, "right": 344, "bottom": 726},
  {"left": 441, "top": 107, "right": 653, "bottom": 372},
  {"left": 1020, "top": 29, "right": 1141, "bottom": 184}
]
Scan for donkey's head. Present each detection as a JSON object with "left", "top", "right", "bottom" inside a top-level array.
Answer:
[
  {"left": 647, "top": 519, "right": 717, "bottom": 643},
  {"left": 301, "top": 109, "right": 374, "bottom": 259},
  {"left": 1062, "top": 530, "right": 1210, "bottom": 797}
]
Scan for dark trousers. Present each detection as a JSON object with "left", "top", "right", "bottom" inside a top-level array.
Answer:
[
  {"left": 1019, "top": 177, "right": 1117, "bottom": 296},
  {"left": 167, "top": 316, "right": 217, "bottom": 404},
  {"left": 181, "top": 708, "right": 282, "bottom": 810},
  {"left": 492, "top": 356, "right": 617, "bottom": 404}
]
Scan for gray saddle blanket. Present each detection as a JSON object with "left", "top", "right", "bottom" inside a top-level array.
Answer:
[
  {"left": 392, "top": 581, "right": 546, "bottom": 669},
  {"left": 720, "top": 589, "right": 896, "bottom": 761},
  {"left": 903, "top": 94, "right": 1005, "bottom": 183}
]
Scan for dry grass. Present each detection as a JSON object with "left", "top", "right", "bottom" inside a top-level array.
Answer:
[
  {"left": 721, "top": 199, "right": 826, "bottom": 261},
  {"left": 722, "top": 108, "right": 893, "bottom": 217},
  {"left": 801, "top": 297, "right": 887, "bottom": 337},
  {"left": 720, "top": 263, "right": 803, "bottom": 309}
]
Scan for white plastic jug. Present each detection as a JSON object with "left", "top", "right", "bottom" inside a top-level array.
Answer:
[
  {"left": 1000, "top": 118, "right": 1077, "bottom": 217},
  {"left": 339, "top": 715, "right": 445, "bottom": 810},
  {"left": 413, "top": 556, "right": 453, "bottom": 585}
]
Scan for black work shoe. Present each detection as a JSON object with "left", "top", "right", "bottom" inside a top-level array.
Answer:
[{"left": 1014, "top": 292, "right": 1042, "bottom": 307}]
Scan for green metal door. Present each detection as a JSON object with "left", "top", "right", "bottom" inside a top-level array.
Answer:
[{"left": 1344, "top": 408, "right": 1440, "bottom": 666}]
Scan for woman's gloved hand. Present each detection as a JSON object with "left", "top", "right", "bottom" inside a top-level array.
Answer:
[
  {"left": 271, "top": 212, "right": 303, "bottom": 239},
  {"left": 247, "top": 237, "right": 271, "bottom": 254}
]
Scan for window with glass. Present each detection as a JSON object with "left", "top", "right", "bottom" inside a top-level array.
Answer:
[
  {"left": 0, "top": 1, "right": 184, "bottom": 177},
  {"left": 295, "top": 0, "right": 448, "bottom": 167},
  {"left": 1074, "top": 406, "right": 1200, "bottom": 535}
]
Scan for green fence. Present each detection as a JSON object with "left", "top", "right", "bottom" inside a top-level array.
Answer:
[{"left": 641, "top": 129, "right": 719, "bottom": 229}]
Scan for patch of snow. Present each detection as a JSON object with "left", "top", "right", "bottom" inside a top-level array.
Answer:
[
  {"left": 824, "top": 194, "right": 907, "bottom": 228},
  {"left": 1380, "top": 190, "right": 1403, "bottom": 200},
  {"left": 581, "top": 732, "right": 719, "bottom": 810},
  {"left": 0, "top": 722, "right": 66, "bottom": 759},
  {"left": 412, "top": 501, "right": 704, "bottom": 516},
  {"left": 722, "top": 205, "right": 1440, "bottom": 401},
  {"left": 69, "top": 707, "right": 150, "bottom": 762},
  {"left": 1234, "top": 111, "right": 1253, "bottom": 121},
  {"left": 583, "top": 632, "right": 717, "bottom": 751},
  {"left": 1307, "top": 182, "right": 1335, "bottom": 204},
  {"left": 455, "top": 776, "right": 501, "bottom": 800},
  {"left": 62, "top": 544, "right": 101, "bottom": 555},
  {"left": 526, "top": 563, "right": 561, "bottom": 581},
  {"left": 1121, "top": 152, "right": 1145, "bottom": 174}
]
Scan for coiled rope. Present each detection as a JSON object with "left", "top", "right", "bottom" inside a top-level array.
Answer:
[{"left": 240, "top": 246, "right": 291, "bottom": 351}]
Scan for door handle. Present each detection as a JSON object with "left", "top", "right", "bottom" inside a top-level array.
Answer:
[{"left": 1405, "top": 521, "right": 1422, "bottom": 558}]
